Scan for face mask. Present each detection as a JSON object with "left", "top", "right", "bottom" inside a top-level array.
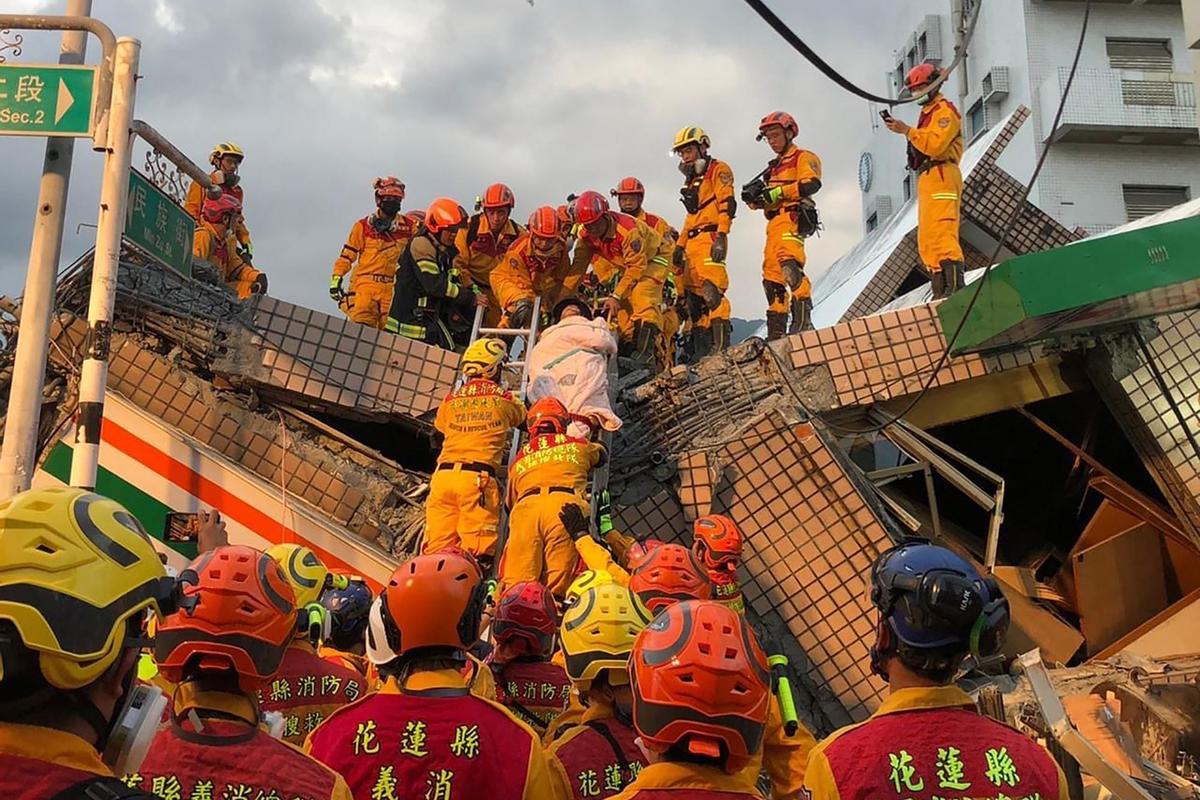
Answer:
[
  {"left": 102, "top": 683, "right": 168, "bottom": 774},
  {"left": 378, "top": 199, "right": 403, "bottom": 217},
  {"left": 916, "top": 91, "right": 935, "bottom": 106},
  {"left": 214, "top": 170, "right": 240, "bottom": 189}
]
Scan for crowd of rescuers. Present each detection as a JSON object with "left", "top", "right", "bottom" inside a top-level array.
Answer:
[{"left": 0, "top": 480, "right": 1076, "bottom": 800}]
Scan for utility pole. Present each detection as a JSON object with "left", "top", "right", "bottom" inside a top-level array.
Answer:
[{"left": 0, "top": 0, "right": 93, "bottom": 498}]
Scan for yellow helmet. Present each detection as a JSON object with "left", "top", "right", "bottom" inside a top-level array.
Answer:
[
  {"left": 266, "top": 543, "right": 328, "bottom": 609},
  {"left": 461, "top": 337, "right": 507, "bottom": 378},
  {"left": 0, "top": 487, "right": 183, "bottom": 690},
  {"left": 564, "top": 569, "right": 616, "bottom": 608},
  {"left": 209, "top": 141, "right": 244, "bottom": 165},
  {"left": 672, "top": 126, "right": 710, "bottom": 151},
  {"left": 560, "top": 584, "right": 652, "bottom": 691}
]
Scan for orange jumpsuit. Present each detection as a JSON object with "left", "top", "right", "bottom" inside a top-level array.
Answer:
[
  {"left": 759, "top": 144, "right": 822, "bottom": 329},
  {"left": 499, "top": 432, "right": 605, "bottom": 599},
  {"left": 907, "top": 94, "right": 965, "bottom": 274},
  {"left": 636, "top": 210, "right": 680, "bottom": 367},
  {"left": 257, "top": 640, "right": 367, "bottom": 746},
  {"left": 610, "top": 761, "right": 760, "bottom": 799},
  {"left": 575, "top": 213, "right": 672, "bottom": 344},
  {"left": 193, "top": 220, "right": 263, "bottom": 299},
  {"left": 454, "top": 213, "right": 526, "bottom": 327},
  {"left": 491, "top": 234, "right": 587, "bottom": 324},
  {"left": 803, "top": 685, "right": 1068, "bottom": 800},
  {"left": 548, "top": 697, "right": 647, "bottom": 800},
  {"left": 332, "top": 214, "right": 416, "bottom": 328},
  {"left": 678, "top": 158, "right": 735, "bottom": 333},
  {"left": 186, "top": 178, "right": 251, "bottom": 251},
  {"left": 305, "top": 668, "right": 559, "bottom": 800},
  {"left": 424, "top": 378, "right": 525, "bottom": 559},
  {"left": 737, "top": 700, "right": 816, "bottom": 800},
  {"left": 133, "top": 682, "right": 352, "bottom": 800},
  {"left": 0, "top": 722, "right": 117, "bottom": 800}
]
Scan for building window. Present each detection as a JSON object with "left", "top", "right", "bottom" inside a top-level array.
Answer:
[
  {"left": 1106, "top": 38, "right": 1173, "bottom": 72},
  {"left": 1122, "top": 185, "right": 1190, "bottom": 221},
  {"left": 866, "top": 212, "right": 879, "bottom": 233},
  {"left": 917, "top": 33, "right": 928, "bottom": 62},
  {"left": 967, "top": 100, "right": 986, "bottom": 141},
  {"left": 903, "top": 174, "right": 914, "bottom": 202}
]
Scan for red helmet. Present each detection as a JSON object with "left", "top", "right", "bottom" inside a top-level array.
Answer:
[
  {"left": 630, "top": 600, "right": 771, "bottom": 773},
  {"left": 610, "top": 177, "right": 645, "bottom": 197},
  {"left": 481, "top": 182, "right": 516, "bottom": 210},
  {"left": 692, "top": 515, "right": 743, "bottom": 573},
  {"left": 370, "top": 552, "right": 486, "bottom": 662},
  {"left": 200, "top": 190, "right": 242, "bottom": 224},
  {"left": 154, "top": 546, "right": 297, "bottom": 693},
  {"left": 625, "top": 538, "right": 664, "bottom": 570},
  {"left": 492, "top": 581, "right": 559, "bottom": 658},
  {"left": 405, "top": 209, "right": 426, "bottom": 225},
  {"left": 905, "top": 63, "right": 941, "bottom": 91},
  {"left": 628, "top": 543, "right": 711, "bottom": 614},
  {"left": 373, "top": 176, "right": 406, "bottom": 199},
  {"left": 757, "top": 111, "right": 798, "bottom": 139},
  {"left": 527, "top": 396, "right": 570, "bottom": 435},
  {"left": 425, "top": 198, "right": 468, "bottom": 235},
  {"left": 527, "top": 205, "right": 561, "bottom": 240},
  {"left": 573, "top": 190, "right": 609, "bottom": 226}
]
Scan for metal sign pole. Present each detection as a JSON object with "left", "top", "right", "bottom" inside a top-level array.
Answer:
[{"left": 69, "top": 36, "right": 138, "bottom": 489}]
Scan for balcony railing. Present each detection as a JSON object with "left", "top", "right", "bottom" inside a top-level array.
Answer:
[{"left": 1036, "top": 67, "right": 1198, "bottom": 144}]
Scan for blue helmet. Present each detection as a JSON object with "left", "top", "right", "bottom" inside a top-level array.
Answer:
[
  {"left": 320, "top": 578, "right": 373, "bottom": 651},
  {"left": 870, "top": 541, "right": 1009, "bottom": 657}
]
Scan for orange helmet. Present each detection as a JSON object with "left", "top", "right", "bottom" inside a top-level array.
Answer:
[
  {"left": 626, "top": 538, "right": 665, "bottom": 570},
  {"left": 628, "top": 543, "right": 711, "bottom": 614},
  {"left": 527, "top": 396, "right": 570, "bottom": 435},
  {"left": 610, "top": 177, "right": 645, "bottom": 197},
  {"left": 481, "top": 182, "right": 515, "bottom": 210},
  {"left": 492, "top": 581, "right": 559, "bottom": 658},
  {"left": 905, "top": 62, "right": 940, "bottom": 91},
  {"left": 405, "top": 209, "right": 426, "bottom": 226},
  {"left": 630, "top": 600, "right": 771, "bottom": 773},
  {"left": 200, "top": 190, "right": 242, "bottom": 224},
  {"left": 573, "top": 190, "right": 609, "bottom": 226},
  {"left": 692, "top": 515, "right": 743, "bottom": 573},
  {"left": 425, "top": 198, "right": 468, "bottom": 235},
  {"left": 527, "top": 205, "right": 561, "bottom": 240},
  {"left": 154, "top": 546, "right": 297, "bottom": 693},
  {"left": 373, "top": 176, "right": 406, "bottom": 199},
  {"left": 757, "top": 111, "right": 798, "bottom": 139},
  {"left": 368, "top": 553, "right": 486, "bottom": 664}
]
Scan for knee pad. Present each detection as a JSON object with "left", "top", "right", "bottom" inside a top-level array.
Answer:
[{"left": 700, "top": 280, "right": 723, "bottom": 311}]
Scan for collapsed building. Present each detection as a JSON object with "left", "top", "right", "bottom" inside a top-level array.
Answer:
[{"left": 0, "top": 104, "right": 1197, "bottom": 796}]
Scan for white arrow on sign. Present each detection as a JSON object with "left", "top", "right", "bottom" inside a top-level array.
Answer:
[{"left": 54, "top": 77, "right": 74, "bottom": 124}]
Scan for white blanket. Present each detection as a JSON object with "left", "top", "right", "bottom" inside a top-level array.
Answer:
[{"left": 527, "top": 317, "right": 621, "bottom": 432}]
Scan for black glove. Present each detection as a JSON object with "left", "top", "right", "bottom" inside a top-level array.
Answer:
[
  {"left": 558, "top": 503, "right": 591, "bottom": 540},
  {"left": 508, "top": 298, "right": 534, "bottom": 329},
  {"left": 672, "top": 245, "right": 686, "bottom": 269}
]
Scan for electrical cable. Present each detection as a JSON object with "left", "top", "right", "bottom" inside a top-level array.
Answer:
[
  {"left": 741, "top": 0, "right": 981, "bottom": 106},
  {"left": 762, "top": 0, "right": 1093, "bottom": 438}
]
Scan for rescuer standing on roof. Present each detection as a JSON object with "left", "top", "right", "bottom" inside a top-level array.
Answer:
[
  {"left": 672, "top": 126, "right": 736, "bottom": 358},
  {"left": 803, "top": 541, "right": 1069, "bottom": 800},
  {"left": 488, "top": 582, "right": 572, "bottom": 733},
  {"left": 186, "top": 142, "right": 253, "bottom": 263},
  {"left": 387, "top": 197, "right": 485, "bottom": 349},
  {"left": 884, "top": 64, "right": 966, "bottom": 299},
  {"left": 261, "top": 544, "right": 365, "bottom": 746},
  {"left": 0, "top": 488, "right": 191, "bottom": 800},
  {"left": 746, "top": 111, "right": 822, "bottom": 338},
  {"left": 330, "top": 177, "right": 416, "bottom": 329},
  {"left": 424, "top": 338, "right": 525, "bottom": 566},
  {"left": 305, "top": 552, "right": 560, "bottom": 800},
  {"left": 492, "top": 206, "right": 588, "bottom": 329},
  {"left": 455, "top": 183, "right": 526, "bottom": 328},
  {"left": 612, "top": 177, "right": 681, "bottom": 366},
  {"left": 194, "top": 191, "right": 268, "bottom": 298},
  {"left": 133, "top": 545, "right": 353, "bottom": 800}
]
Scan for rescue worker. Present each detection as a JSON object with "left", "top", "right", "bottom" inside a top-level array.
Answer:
[
  {"left": 558, "top": 502, "right": 642, "bottom": 587},
  {"left": 499, "top": 396, "right": 605, "bottom": 599},
  {"left": 488, "top": 582, "right": 572, "bottom": 732},
  {"left": 612, "top": 601, "right": 770, "bottom": 799},
  {"left": 424, "top": 338, "right": 525, "bottom": 564},
  {"left": 185, "top": 141, "right": 252, "bottom": 262},
  {"left": 261, "top": 543, "right": 365, "bottom": 746},
  {"left": 692, "top": 514, "right": 745, "bottom": 614},
  {"left": 455, "top": 183, "right": 526, "bottom": 327},
  {"left": 611, "top": 177, "right": 671, "bottom": 241},
  {"left": 387, "top": 197, "right": 484, "bottom": 349},
  {"left": 884, "top": 64, "right": 966, "bottom": 299},
  {"left": 672, "top": 127, "right": 735, "bottom": 358},
  {"left": 319, "top": 577, "right": 375, "bottom": 680},
  {"left": 193, "top": 191, "right": 268, "bottom": 298},
  {"left": 492, "top": 205, "right": 587, "bottom": 329},
  {"left": 549, "top": 584, "right": 653, "bottom": 799},
  {"left": 330, "top": 177, "right": 416, "bottom": 329},
  {"left": 135, "top": 545, "right": 353, "bottom": 800},
  {"left": 0, "top": 487, "right": 189, "bottom": 799},
  {"left": 802, "top": 542, "right": 1068, "bottom": 800},
  {"left": 306, "top": 552, "right": 559, "bottom": 800},
  {"left": 572, "top": 191, "right": 672, "bottom": 369},
  {"left": 746, "top": 111, "right": 822, "bottom": 337},
  {"left": 659, "top": 274, "right": 682, "bottom": 368}
]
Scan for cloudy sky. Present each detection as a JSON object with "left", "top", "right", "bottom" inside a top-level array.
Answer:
[{"left": 1, "top": 0, "right": 907, "bottom": 321}]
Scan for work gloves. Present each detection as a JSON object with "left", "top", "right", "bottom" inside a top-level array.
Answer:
[
  {"left": 559, "top": 503, "right": 592, "bottom": 541},
  {"left": 328, "top": 274, "right": 344, "bottom": 302},
  {"left": 508, "top": 298, "right": 534, "bottom": 330},
  {"left": 672, "top": 245, "right": 686, "bottom": 270},
  {"left": 709, "top": 232, "right": 728, "bottom": 263},
  {"left": 763, "top": 186, "right": 784, "bottom": 206},
  {"left": 594, "top": 489, "right": 614, "bottom": 536}
]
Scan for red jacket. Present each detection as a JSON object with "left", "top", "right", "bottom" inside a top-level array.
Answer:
[
  {"left": 258, "top": 641, "right": 366, "bottom": 745},
  {"left": 549, "top": 701, "right": 646, "bottom": 800},
  {"left": 491, "top": 658, "right": 573, "bottom": 730},
  {"left": 0, "top": 722, "right": 118, "bottom": 800}
]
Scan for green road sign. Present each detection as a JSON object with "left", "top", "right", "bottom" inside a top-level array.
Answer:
[
  {"left": 0, "top": 63, "right": 97, "bottom": 137},
  {"left": 124, "top": 170, "right": 195, "bottom": 278}
]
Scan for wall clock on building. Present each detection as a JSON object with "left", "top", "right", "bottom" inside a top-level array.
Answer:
[{"left": 857, "top": 151, "right": 874, "bottom": 193}]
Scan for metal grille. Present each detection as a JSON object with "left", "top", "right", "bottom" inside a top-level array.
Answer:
[
  {"left": 1106, "top": 38, "right": 1173, "bottom": 72},
  {"left": 1121, "top": 80, "right": 1180, "bottom": 107},
  {"left": 982, "top": 66, "right": 1009, "bottom": 101},
  {"left": 1123, "top": 186, "right": 1190, "bottom": 222}
]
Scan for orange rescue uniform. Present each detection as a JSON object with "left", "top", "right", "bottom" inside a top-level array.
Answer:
[
  {"left": 575, "top": 213, "right": 671, "bottom": 341},
  {"left": 737, "top": 700, "right": 815, "bottom": 800},
  {"left": 257, "top": 640, "right": 367, "bottom": 746},
  {"left": 333, "top": 214, "right": 416, "bottom": 328},
  {"left": 454, "top": 213, "right": 526, "bottom": 326},
  {"left": 759, "top": 144, "right": 822, "bottom": 311},
  {"left": 803, "top": 685, "right": 1068, "bottom": 800},
  {"left": 132, "top": 682, "right": 352, "bottom": 800},
  {"left": 678, "top": 158, "right": 735, "bottom": 328},
  {"left": 548, "top": 696, "right": 647, "bottom": 800},
  {"left": 499, "top": 432, "right": 605, "bottom": 598},
  {"left": 424, "top": 377, "right": 525, "bottom": 559},
  {"left": 907, "top": 94, "right": 965, "bottom": 274},
  {"left": 0, "top": 722, "right": 116, "bottom": 800},
  {"left": 491, "top": 234, "right": 587, "bottom": 323},
  {"left": 305, "top": 668, "right": 560, "bottom": 800},
  {"left": 193, "top": 221, "right": 263, "bottom": 299},
  {"left": 610, "top": 761, "right": 761, "bottom": 799}
]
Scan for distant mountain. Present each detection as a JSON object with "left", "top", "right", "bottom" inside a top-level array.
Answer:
[{"left": 731, "top": 317, "right": 766, "bottom": 343}]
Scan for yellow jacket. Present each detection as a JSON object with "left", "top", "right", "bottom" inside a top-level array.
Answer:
[
  {"left": 573, "top": 530, "right": 637, "bottom": 586},
  {"left": 635, "top": 209, "right": 672, "bottom": 241},
  {"left": 736, "top": 698, "right": 816, "bottom": 800},
  {"left": 576, "top": 213, "right": 671, "bottom": 301},
  {"left": 193, "top": 221, "right": 252, "bottom": 282},
  {"left": 680, "top": 158, "right": 736, "bottom": 240},
  {"left": 761, "top": 144, "right": 822, "bottom": 211},
  {"left": 332, "top": 214, "right": 415, "bottom": 281},
  {"left": 507, "top": 433, "right": 605, "bottom": 506},
  {"left": 610, "top": 761, "right": 760, "bottom": 799},
  {"left": 454, "top": 213, "right": 526, "bottom": 288},
  {"left": 434, "top": 378, "right": 526, "bottom": 470},
  {"left": 907, "top": 95, "right": 964, "bottom": 164},
  {"left": 491, "top": 234, "right": 587, "bottom": 313}
]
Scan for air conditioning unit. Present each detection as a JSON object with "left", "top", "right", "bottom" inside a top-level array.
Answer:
[
  {"left": 982, "top": 67, "right": 1010, "bottom": 103},
  {"left": 875, "top": 196, "right": 894, "bottom": 220},
  {"left": 919, "top": 15, "right": 944, "bottom": 63}
]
